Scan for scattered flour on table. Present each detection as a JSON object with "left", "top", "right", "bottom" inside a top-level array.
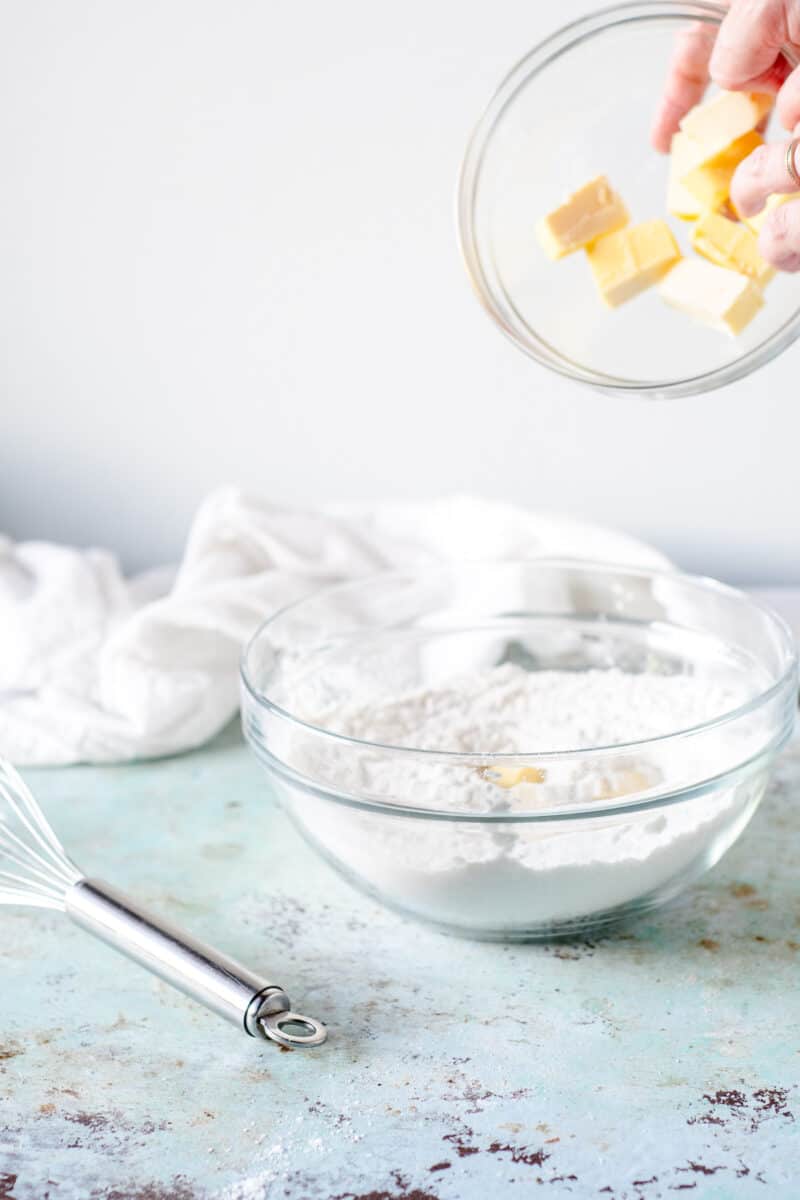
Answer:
[{"left": 286, "top": 664, "right": 763, "bottom": 928}]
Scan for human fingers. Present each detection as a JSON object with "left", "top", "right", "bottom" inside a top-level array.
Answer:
[
  {"left": 710, "top": 0, "right": 788, "bottom": 91},
  {"left": 777, "top": 64, "right": 800, "bottom": 130},
  {"left": 729, "top": 136, "right": 800, "bottom": 215},
  {"left": 759, "top": 190, "right": 800, "bottom": 268},
  {"left": 651, "top": 22, "right": 716, "bottom": 152}
]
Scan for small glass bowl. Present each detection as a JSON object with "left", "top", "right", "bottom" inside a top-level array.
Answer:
[
  {"left": 458, "top": 1, "right": 800, "bottom": 398},
  {"left": 240, "top": 561, "right": 797, "bottom": 941}
]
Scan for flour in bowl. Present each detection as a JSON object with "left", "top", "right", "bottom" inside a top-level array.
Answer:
[
  {"left": 293, "top": 663, "right": 751, "bottom": 811},
  {"left": 307, "top": 663, "right": 747, "bottom": 754},
  {"left": 280, "top": 664, "right": 765, "bottom": 933}
]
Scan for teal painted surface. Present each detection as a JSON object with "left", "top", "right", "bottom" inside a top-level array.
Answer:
[{"left": 0, "top": 723, "right": 798, "bottom": 1199}]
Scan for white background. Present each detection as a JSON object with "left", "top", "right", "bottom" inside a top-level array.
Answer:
[{"left": 0, "top": 0, "right": 796, "bottom": 582}]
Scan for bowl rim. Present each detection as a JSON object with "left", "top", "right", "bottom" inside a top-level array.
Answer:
[
  {"left": 456, "top": 0, "right": 800, "bottom": 398},
  {"left": 240, "top": 557, "right": 798, "bottom": 763}
]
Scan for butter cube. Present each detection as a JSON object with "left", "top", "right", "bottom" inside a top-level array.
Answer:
[
  {"left": 691, "top": 210, "right": 775, "bottom": 286},
  {"left": 680, "top": 130, "right": 763, "bottom": 211},
  {"left": 594, "top": 767, "right": 653, "bottom": 802},
  {"left": 587, "top": 219, "right": 681, "bottom": 307},
  {"left": 741, "top": 191, "right": 800, "bottom": 234},
  {"left": 679, "top": 90, "right": 772, "bottom": 163},
  {"left": 667, "top": 132, "right": 706, "bottom": 220},
  {"left": 659, "top": 259, "right": 763, "bottom": 335},
  {"left": 479, "top": 765, "right": 546, "bottom": 789},
  {"left": 537, "top": 175, "right": 629, "bottom": 259}
]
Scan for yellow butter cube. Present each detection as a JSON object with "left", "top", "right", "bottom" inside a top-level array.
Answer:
[
  {"left": 587, "top": 219, "right": 681, "bottom": 308},
  {"left": 679, "top": 90, "right": 772, "bottom": 163},
  {"left": 594, "top": 767, "right": 653, "bottom": 802},
  {"left": 667, "top": 132, "right": 707, "bottom": 220},
  {"left": 537, "top": 175, "right": 629, "bottom": 260},
  {"left": 478, "top": 765, "right": 546, "bottom": 789},
  {"left": 680, "top": 130, "right": 762, "bottom": 212},
  {"left": 660, "top": 258, "right": 763, "bottom": 336},
  {"left": 691, "top": 210, "right": 775, "bottom": 287}
]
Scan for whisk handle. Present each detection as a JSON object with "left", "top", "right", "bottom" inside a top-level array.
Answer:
[{"left": 65, "top": 879, "right": 326, "bottom": 1048}]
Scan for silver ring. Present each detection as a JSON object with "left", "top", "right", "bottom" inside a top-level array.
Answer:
[
  {"left": 259, "top": 1010, "right": 328, "bottom": 1048},
  {"left": 786, "top": 137, "right": 800, "bottom": 189}
]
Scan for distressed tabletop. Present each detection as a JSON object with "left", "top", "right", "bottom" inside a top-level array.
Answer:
[{"left": 1, "top": 721, "right": 799, "bottom": 1200}]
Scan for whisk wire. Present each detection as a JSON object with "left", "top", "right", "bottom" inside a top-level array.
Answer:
[
  {"left": 0, "top": 759, "right": 78, "bottom": 863},
  {"left": 0, "top": 870, "right": 65, "bottom": 902},
  {"left": 0, "top": 759, "right": 81, "bottom": 908},
  {"left": 0, "top": 888, "right": 66, "bottom": 910},
  {"left": 0, "top": 821, "right": 77, "bottom": 885}
]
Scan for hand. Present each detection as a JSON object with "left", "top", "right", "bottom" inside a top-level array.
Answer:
[
  {"left": 732, "top": 143, "right": 800, "bottom": 269},
  {"left": 650, "top": 19, "right": 720, "bottom": 155},
  {"left": 651, "top": 2, "right": 800, "bottom": 152},
  {"left": 651, "top": 1, "right": 800, "bottom": 269}
]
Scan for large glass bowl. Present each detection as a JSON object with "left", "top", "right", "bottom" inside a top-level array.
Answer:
[
  {"left": 458, "top": 1, "right": 800, "bottom": 398},
  {"left": 240, "top": 561, "right": 797, "bottom": 940}
]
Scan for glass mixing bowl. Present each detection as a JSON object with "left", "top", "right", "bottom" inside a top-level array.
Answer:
[
  {"left": 240, "top": 561, "right": 797, "bottom": 941},
  {"left": 458, "top": 1, "right": 800, "bottom": 398}
]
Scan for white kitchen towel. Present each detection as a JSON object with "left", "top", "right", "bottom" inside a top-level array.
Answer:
[{"left": 0, "top": 489, "right": 669, "bottom": 766}]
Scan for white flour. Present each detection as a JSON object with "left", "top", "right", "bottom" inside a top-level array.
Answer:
[
  {"left": 285, "top": 664, "right": 765, "bottom": 932},
  {"left": 313, "top": 663, "right": 745, "bottom": 752}
]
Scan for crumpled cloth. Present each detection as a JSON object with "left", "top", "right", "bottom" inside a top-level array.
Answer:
[{"left": 0, "top": 489, "right": 669, "bottom": 765}]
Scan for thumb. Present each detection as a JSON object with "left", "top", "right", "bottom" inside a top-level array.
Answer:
[{"left": 710, "top": 0, "right": 787, "bottom": 89}]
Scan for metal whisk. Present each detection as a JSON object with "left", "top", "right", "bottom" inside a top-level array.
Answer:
[{"left": 0, "top": 758, "right": 326, "bottom": 1048}]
